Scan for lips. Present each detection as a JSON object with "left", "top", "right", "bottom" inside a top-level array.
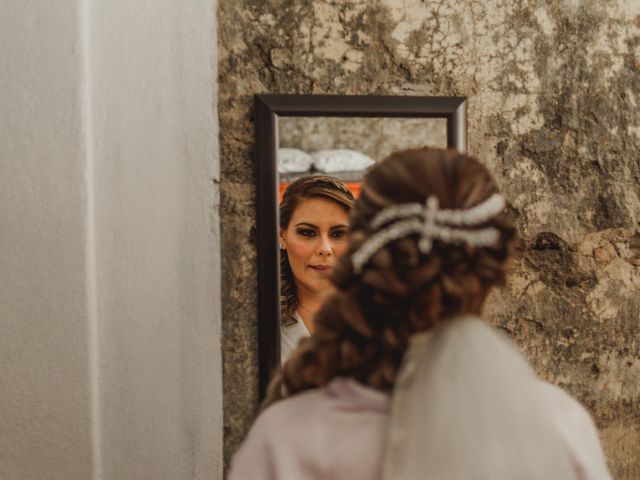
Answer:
[
  {"left": 309, "top": 265, "right": 330, "bottom": 270},
  {"left": 309, "top": 264, "right": 332, "bottom": 277}
]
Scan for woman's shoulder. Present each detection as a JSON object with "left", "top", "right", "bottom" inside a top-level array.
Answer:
[
  {"left": 228, "top": 389, "right": 327, "bottom": 479},
  {"left": 256, "top": 387, "right": 328, "bottom": 429},
  {"left": 256, "top": 378, "right": 388, "bottom": 429},
  {"left": 229, "top": 380, "right": 389, "bottom": 479},
  {"left": 237, "top": 378, "right": 388, "bottom": 446}
]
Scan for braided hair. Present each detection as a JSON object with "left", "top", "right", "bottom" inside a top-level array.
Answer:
[{"left": 266, "top": 147, "right": 517, "bottom": 406}]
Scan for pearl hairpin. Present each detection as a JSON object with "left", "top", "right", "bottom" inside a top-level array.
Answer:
[{"left": 352, "top": 194, "right": 506, "bottom": 274}]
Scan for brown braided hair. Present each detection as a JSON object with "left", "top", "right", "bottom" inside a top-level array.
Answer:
[
  {"left": 266, "top": 147, "right": 517, "bottom": 407},
  {"left": 279, "top": 175, "right": 356, "bottom": 325}
]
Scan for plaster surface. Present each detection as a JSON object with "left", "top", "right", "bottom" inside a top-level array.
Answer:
[
  {"left": 219, "top": 1, "right": 640, "bottom": 476},
  {"left": 0, "top": 1, "right": 93, "bottom": 478},
  {"left": 1, "top": 1, "right": 223, "bottom": 478},
  {"left": 91, "top": 1, "right": 223, "bottom": 478}
]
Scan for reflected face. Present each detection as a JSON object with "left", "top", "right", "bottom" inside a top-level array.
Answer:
[{"left": 280, "top": 197, "right": 350, "bottom": 296}]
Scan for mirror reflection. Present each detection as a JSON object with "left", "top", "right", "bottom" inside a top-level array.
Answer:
[{"left": 277, "top": 116, "right": 448, "bottom": 362}]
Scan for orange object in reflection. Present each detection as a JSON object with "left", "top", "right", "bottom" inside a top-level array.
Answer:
[{"left": 279, "top": 181, "right": 361, "bottom": 203}]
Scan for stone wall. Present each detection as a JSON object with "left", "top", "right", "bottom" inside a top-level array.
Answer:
[
  {"left": 219, "top": 1, "right": 640, "bottom": 476},
  {"left": 279, "top": 116, "right": 447, "bottom": 160}
]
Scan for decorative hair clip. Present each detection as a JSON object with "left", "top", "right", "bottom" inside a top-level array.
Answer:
[{"left": 351, "top": 194, "right": 506, "bottom": 274}]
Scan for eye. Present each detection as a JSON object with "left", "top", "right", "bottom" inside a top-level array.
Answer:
[
  {"left": 296, "top": 228, "right": 316, "bottom": 238},
  {"left": 331, "top": 229, "right": 348, "bottom": 239}
]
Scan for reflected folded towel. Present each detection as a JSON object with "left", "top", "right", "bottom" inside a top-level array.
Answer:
[
  {"left": 311, "top": 149, "right": 375, "bottom": 173},
  {"left": 277, "top": 148, "right": 314, "bottom": 173}
]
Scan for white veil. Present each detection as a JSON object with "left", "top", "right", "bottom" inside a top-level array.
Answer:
[{"left": 383, "top": 316, "right": 578, "bottom": 480}]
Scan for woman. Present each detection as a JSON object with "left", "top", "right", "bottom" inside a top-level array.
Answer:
[
  {"left": 279, "top": 175, "right": 355, "bottom": 362},
  {"left": 232, "top": 148, "right": 611, "bottom": 479}
]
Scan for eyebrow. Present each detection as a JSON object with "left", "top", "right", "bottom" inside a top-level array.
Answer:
[{"left": 295, "top": 222, "right": 349, "bottom": 229}]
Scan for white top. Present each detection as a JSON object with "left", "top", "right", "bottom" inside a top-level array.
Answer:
[
  {"left": 228, "top": 378, "right": 611, "bottom": 480},
  {"left": 280, "top": 311, "right": 310, "bottom": 363},
  {"left": 233, "top": 317, "right": 612, "bottom": 480}
]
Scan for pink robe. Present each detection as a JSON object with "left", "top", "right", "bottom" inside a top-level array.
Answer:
[{"left": 229, "top": 378, "right": 610, "bottom": 480}]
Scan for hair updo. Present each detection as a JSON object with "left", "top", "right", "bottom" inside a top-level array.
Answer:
[
  {"left": 279, "top": 175, "right": 356, "bottom": 324},
  {"left": 266, "top": 147, "right": 517, "bottom": 406}
]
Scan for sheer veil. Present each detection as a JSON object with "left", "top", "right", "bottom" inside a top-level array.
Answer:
[{"left": 383, "top": 316, "right": 577, "bottom": 480}]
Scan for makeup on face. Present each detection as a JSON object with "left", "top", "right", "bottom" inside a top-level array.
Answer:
[{"left": 280, "top": 197, "right": 350, "bottom": 295}]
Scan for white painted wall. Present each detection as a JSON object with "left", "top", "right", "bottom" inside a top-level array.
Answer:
[
  {"left": 1, "top": 1, "right": 94, "bottom": 478},
  {"left": 0, "top": 0, "right": 222, "bottom": 478}
]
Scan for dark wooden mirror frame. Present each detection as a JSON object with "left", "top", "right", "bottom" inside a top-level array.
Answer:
[{"left": 254, "top": 94, "right": 467, "bottom": 398}]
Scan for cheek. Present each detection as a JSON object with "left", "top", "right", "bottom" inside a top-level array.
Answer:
[
  {"left": 286, "top": 239, "right": 314, "bottom": 267},
  {"left": 333, "top": 241, "right": 349, "bottom": 257}
]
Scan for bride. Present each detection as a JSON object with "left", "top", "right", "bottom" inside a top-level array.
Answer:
[{"left": 234, "top": 147, "right": 611, "bottom": 479}]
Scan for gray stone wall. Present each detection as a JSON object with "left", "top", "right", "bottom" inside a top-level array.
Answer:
[
  {"left": 279, "top": 116, "right": 448, "bottom": 160},
  {"left": 219, "top": 1, "right": 640, "bottom": 476}
]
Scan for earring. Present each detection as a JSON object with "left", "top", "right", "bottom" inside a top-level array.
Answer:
[{"left": 280, "top": 244, "right": 286, "bottom": 250}]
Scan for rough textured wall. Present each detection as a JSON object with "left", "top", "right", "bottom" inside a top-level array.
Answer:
[
  {"left": 219, "top": 0, "right": 640, "bottom": 476},
  {"left": 279, "top": 117, "right": 447, "bottom": 159}
]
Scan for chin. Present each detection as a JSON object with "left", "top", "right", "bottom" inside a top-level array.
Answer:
[
  {"left": 314, "top": 279, "right": 333, "bottom": 293},
  {"left": 302, "top": 277, "right": 329, "bottom": 293}
]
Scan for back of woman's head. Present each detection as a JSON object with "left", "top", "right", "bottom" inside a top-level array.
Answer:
[
  {"left": 267, "top": 147, "right": 516, "bottom": 403},
  {"left": 333, "top": 147, "right": 516, "bottom": 336}
]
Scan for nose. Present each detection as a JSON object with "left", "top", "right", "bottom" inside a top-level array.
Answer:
[{"left": 317, "top": 234, "right": 333, "bottom": 256}]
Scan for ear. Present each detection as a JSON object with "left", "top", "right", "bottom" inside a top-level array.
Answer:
[{"left": 279, "top": 229, "right": 287, "bottom": 249}]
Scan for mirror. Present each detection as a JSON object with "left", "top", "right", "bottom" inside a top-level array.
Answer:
[{"left": 255, "top": 94, "right": 467, "bottom": 398}]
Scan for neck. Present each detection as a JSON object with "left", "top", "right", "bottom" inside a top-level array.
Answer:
[{"left": 296, "top": 287, "right": 329, "bottom": 334}]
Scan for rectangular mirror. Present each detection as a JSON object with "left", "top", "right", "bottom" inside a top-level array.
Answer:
[{"left": 255, "top": 94, "right": 467, "bottom": 398}]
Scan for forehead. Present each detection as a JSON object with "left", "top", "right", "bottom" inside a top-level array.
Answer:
[{"left": 289, "top": 197, "right": 349, "bottom": 225}]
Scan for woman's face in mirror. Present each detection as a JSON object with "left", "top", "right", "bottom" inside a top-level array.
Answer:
[{"left": 280, "top": 197, "right": 350, "bottom": 296}]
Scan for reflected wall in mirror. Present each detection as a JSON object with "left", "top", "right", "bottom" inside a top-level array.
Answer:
[
  {"left": 280, "top": 117, "right": 447, "bottom": 154},
  {"left": 278, "top": 117, "right": 447, "bottom": 198},
  {"left": 255, "top": 95, "right": 467, "bottom": 398}
]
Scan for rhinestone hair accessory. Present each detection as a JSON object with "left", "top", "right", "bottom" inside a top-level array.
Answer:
[{"left": 351, "top": 193, "right": 506, "bottom": 274}]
